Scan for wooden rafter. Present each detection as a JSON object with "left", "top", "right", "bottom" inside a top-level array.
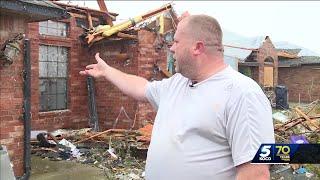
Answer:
[{"left": 97, "top": 0, "right": 113, "bottom": 26}]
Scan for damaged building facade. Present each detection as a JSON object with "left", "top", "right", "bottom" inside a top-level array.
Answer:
[
  {"left": 0, "top": 0, "right": 69, "bottom": 177},
  {"left": 224, "top": 35, "right": 319, "bottom": 103},
  {"left": 1, "top": 1, "right": 173, "bottom": 177},
  {"left": 1, "top": 0, "right": 319, "bottom": 178}
]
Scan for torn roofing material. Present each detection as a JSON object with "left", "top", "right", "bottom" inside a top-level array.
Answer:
[
  {"left": 53, "top": 1, "right": 118, "bottom": 21},
  {"left": 83, "top": 3, "right": 176, "bottom": 45},
  {"left": 277, "top": 48, "right": 302, "bottom": 56},
  {"left": 223, "top": 30, "right": 265, "bottom": 60},
  {"left": 0, "top": 0, "right": 69, "bottom": 22},
  {"left": 278, "top": 56, "right": 320, "bottom": 67}
]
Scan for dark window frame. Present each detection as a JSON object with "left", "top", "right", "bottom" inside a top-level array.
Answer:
[
  {"left": 39, "top": 45, "right": 69, "bottom": 112},
  {"left": 39, "top": 20, "right": 69, "bottom": 37}
]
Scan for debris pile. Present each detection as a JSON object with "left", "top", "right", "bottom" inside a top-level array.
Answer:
[
  {"left": 271, "top": 100, "right": 320, "bottom": 179},
  {"left": 31, "top": 124, "right": 153, "bottom": 179},
  {"left": 273, "top": 100, "right": 320, "bottom": 143},
  {"left": 81, "top": 3, "right": 178, "bottom": 47}
]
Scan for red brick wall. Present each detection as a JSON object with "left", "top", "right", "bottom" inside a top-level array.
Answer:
[
  {"left": 256, "top": 37, "right": 278, "bottom": 86},
  {"left": 1, "top": 13, "right": 167, "bottom": 177},
  {"left": 251, "top": 66, "right": 259, "bottom": 83},
  {"left": 87, "top": 29, "right": 167, "bottom": 130},
  {"left": 88, "top": 41, "right": 139, "bottom": 130},
  {"left": 27, "top": 17, "right": 167, "bottom": 131},
  {"left": 278, "top": 65, "right": 320, "bottom": 102},
  {"left": 0, "top": 14, "right": 26, "bottom": 177},
  {"left": 136, "top": 30, "right": 167, "bottom": 126},
  {"left": 27, "top": 17, "right": 89, "bottom": 131}
]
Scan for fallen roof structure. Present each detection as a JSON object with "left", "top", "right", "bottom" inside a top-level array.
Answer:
[{"left": 82, "top": 3, "right": 178, "bottom": 46}]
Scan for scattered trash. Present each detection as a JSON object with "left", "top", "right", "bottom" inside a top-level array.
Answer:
[
  {"left": 274, "top": 100, "right": 320, "bottom": 144},
  {"left": 290, "top": 135, "right": 309, "bottom": 144},
  {"left": 306, "top": 172, "right": 314, "bottom": 178},
  {"left": 59, "top": 139, "right": 81, "bottom": 158},
  {"left": 294, "top": 166, "right": 307, "bottom": 174},
  {"left": 273, "top": 112, "right": 289, "bottom": 123},
  {"left": 37, "top": 133, "right": 56, "bottom": 148},
  {"left": 31, "top": 125, "right": 153, "bottom": 179},
  {"left": 271, "top": 101, "right": 320, "bottom": 179},
  {"left": 273, "top": 165, "right": 291, "bottom": 174}
]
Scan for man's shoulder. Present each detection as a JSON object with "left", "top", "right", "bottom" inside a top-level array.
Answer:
[
  {"left": 221, "top": 68, "right": 265, "bottom": 102},
  {"left": 228, "top": 69, "right": 262, "bottom": 93},
  {"left": 147, "top": 73, "right": 187, "bottom": 92},
  {"left": 158, "top": 73, "right": 186, "bottom": 85}
]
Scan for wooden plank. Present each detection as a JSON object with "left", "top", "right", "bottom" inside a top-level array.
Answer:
[
  {"left": 117, "top": 32, "right": 137, "bottom": 39},
  {"left": 69, "top": 12, "right": 100, "bottom": 22},
  {"left": 263, "top": 66, "right": 273, "bottom": 87},
  {"left": 75, "top": 129, "right": 128, "bottom": 144},
  {"left": 97, "top": 0, "right": 114, "bottom": 26},
  {"left": 294, "top": 107, "right": 319, "bottom": 131},
  {"left": 277, "top": 51, "right": 298, "bottom": 59},
  {"left": 86, "top": 11, "right": 93, "bottom": 29}
]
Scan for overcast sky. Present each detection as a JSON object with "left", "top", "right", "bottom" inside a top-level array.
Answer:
[{"left": 63, "top": 1, "right": 320, "bottom": 54}]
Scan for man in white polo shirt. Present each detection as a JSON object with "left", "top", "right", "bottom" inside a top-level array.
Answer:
[{"left": 80, "top": 14, "right": 274, "bottom": 180}]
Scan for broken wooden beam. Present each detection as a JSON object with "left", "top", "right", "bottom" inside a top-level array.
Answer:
[
  {"left": 97, "top": 0, "right": 114, "bottom": 26},
  {"left": 294, "top": 107, "right": 319, "bottom": 131},
  {"left": 86, "top": 10, "right": 93, "bottom": 29},
  {"left": 117, "top": 32, "right": 137, "bottom": 39},
  {"left": 75, "top": 129, "right": 128, "bottom": 144},
  {"left": 69, "top": 12, "right": 100, "bottom": 22}
]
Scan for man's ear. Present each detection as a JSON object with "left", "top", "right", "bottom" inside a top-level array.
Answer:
[{"left": 193, "top": 41, "right": 205, "bottom": 55}]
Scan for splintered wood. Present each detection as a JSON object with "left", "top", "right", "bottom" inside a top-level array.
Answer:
[
  {"left": 73, "top": 124, "right": 153, "bottom": 145},
  {"left": 274, "top": 101, "right": 320, "bottom": 138}
]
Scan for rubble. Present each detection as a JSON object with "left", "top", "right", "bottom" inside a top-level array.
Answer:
[
  {"left": 31, "top": 124, "right": 153, "bottom": 179},
  {"left": 274, "top": 100, "right": 320, "bottom": 143},
  {"left": 30, "top": 100, "right": 320, "bottom": 179},
  {"left": 271, "top": 100, "right": 320, "bottom": 179}
]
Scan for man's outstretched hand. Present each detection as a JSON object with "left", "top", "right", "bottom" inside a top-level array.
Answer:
[{"left": 79, "top": 53, "right": 109, "bottom": 78}]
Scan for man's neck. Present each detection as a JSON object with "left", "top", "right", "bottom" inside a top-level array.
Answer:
[{"left": 191, "top": 60, "right": 227, "bottom": 82}]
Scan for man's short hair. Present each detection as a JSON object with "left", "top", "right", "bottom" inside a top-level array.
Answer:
[{"left": 185, "top": 15, "right": 223, "bottom": 52}]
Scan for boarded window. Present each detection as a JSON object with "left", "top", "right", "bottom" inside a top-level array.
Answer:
[
  {"left": 39, "top": 45, "right": 68, "bottom": 111},
  {"left": 39, "top": 20, "right": 68, "bottom": 37},
  {"left": 264, "top": 66, "right": 274, "bottom": 87}
]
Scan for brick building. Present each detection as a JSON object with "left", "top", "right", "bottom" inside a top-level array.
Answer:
[
  {"left": 278, "top": 51, "right": 320, "bottom": 102},
  {"left": 1, "top": 1, "right": 172, "bottom": 177},
  {"left": 25, "top": 4, "right": 171, "bottom": 132},
  {"left": 0, "top": 0, "right": 68, "bottom": 177},
  {"left": 224, "top": 35, "right": 319, "bottom": 103},
  {"left": 237, "top": 36, "right": 279, "bottom": 88}
]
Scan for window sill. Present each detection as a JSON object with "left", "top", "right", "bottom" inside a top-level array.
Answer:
[
  {"left": 39, "top": 36, "right": 73, "bottom": 47},
  {"left": 39, "top": 109, "right": 71, "bottom": 117}
]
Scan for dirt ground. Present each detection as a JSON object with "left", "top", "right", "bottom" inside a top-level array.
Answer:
[{"left": 30, "top": 156, "right": 108, "bottom": 180}]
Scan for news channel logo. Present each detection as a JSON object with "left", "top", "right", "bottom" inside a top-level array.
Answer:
[
  {"left": 258, "top": 145, "right": 291, "bottom": 162},
  {"left": 251, "top": 144, "right": 320, "bottom": 164}
]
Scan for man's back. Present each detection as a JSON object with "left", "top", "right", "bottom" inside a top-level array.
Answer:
[{"left": 145, "top": 66, "right": 275, "bottom": 180}]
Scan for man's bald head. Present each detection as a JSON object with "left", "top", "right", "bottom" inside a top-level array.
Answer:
[{"left": 179, "top": 15, "right": 223, "bottom": 54}]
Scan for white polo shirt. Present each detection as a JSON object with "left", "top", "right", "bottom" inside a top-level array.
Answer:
[{"left": 145, "top": 66, "right": 275, "bottom": 180}]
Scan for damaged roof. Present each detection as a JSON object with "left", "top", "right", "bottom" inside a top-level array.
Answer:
[
  {"left": 276, "top": 48, "right": 302, "bottom": 55},
  {"left": 0, "top": 0, "right": 69, "bottom": 22},
  {"left": 223, "top": 30, "right": 265, "bottom": 60},
  {"left": 279, "top": 56, "right": 320, "bottom": 67}
]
